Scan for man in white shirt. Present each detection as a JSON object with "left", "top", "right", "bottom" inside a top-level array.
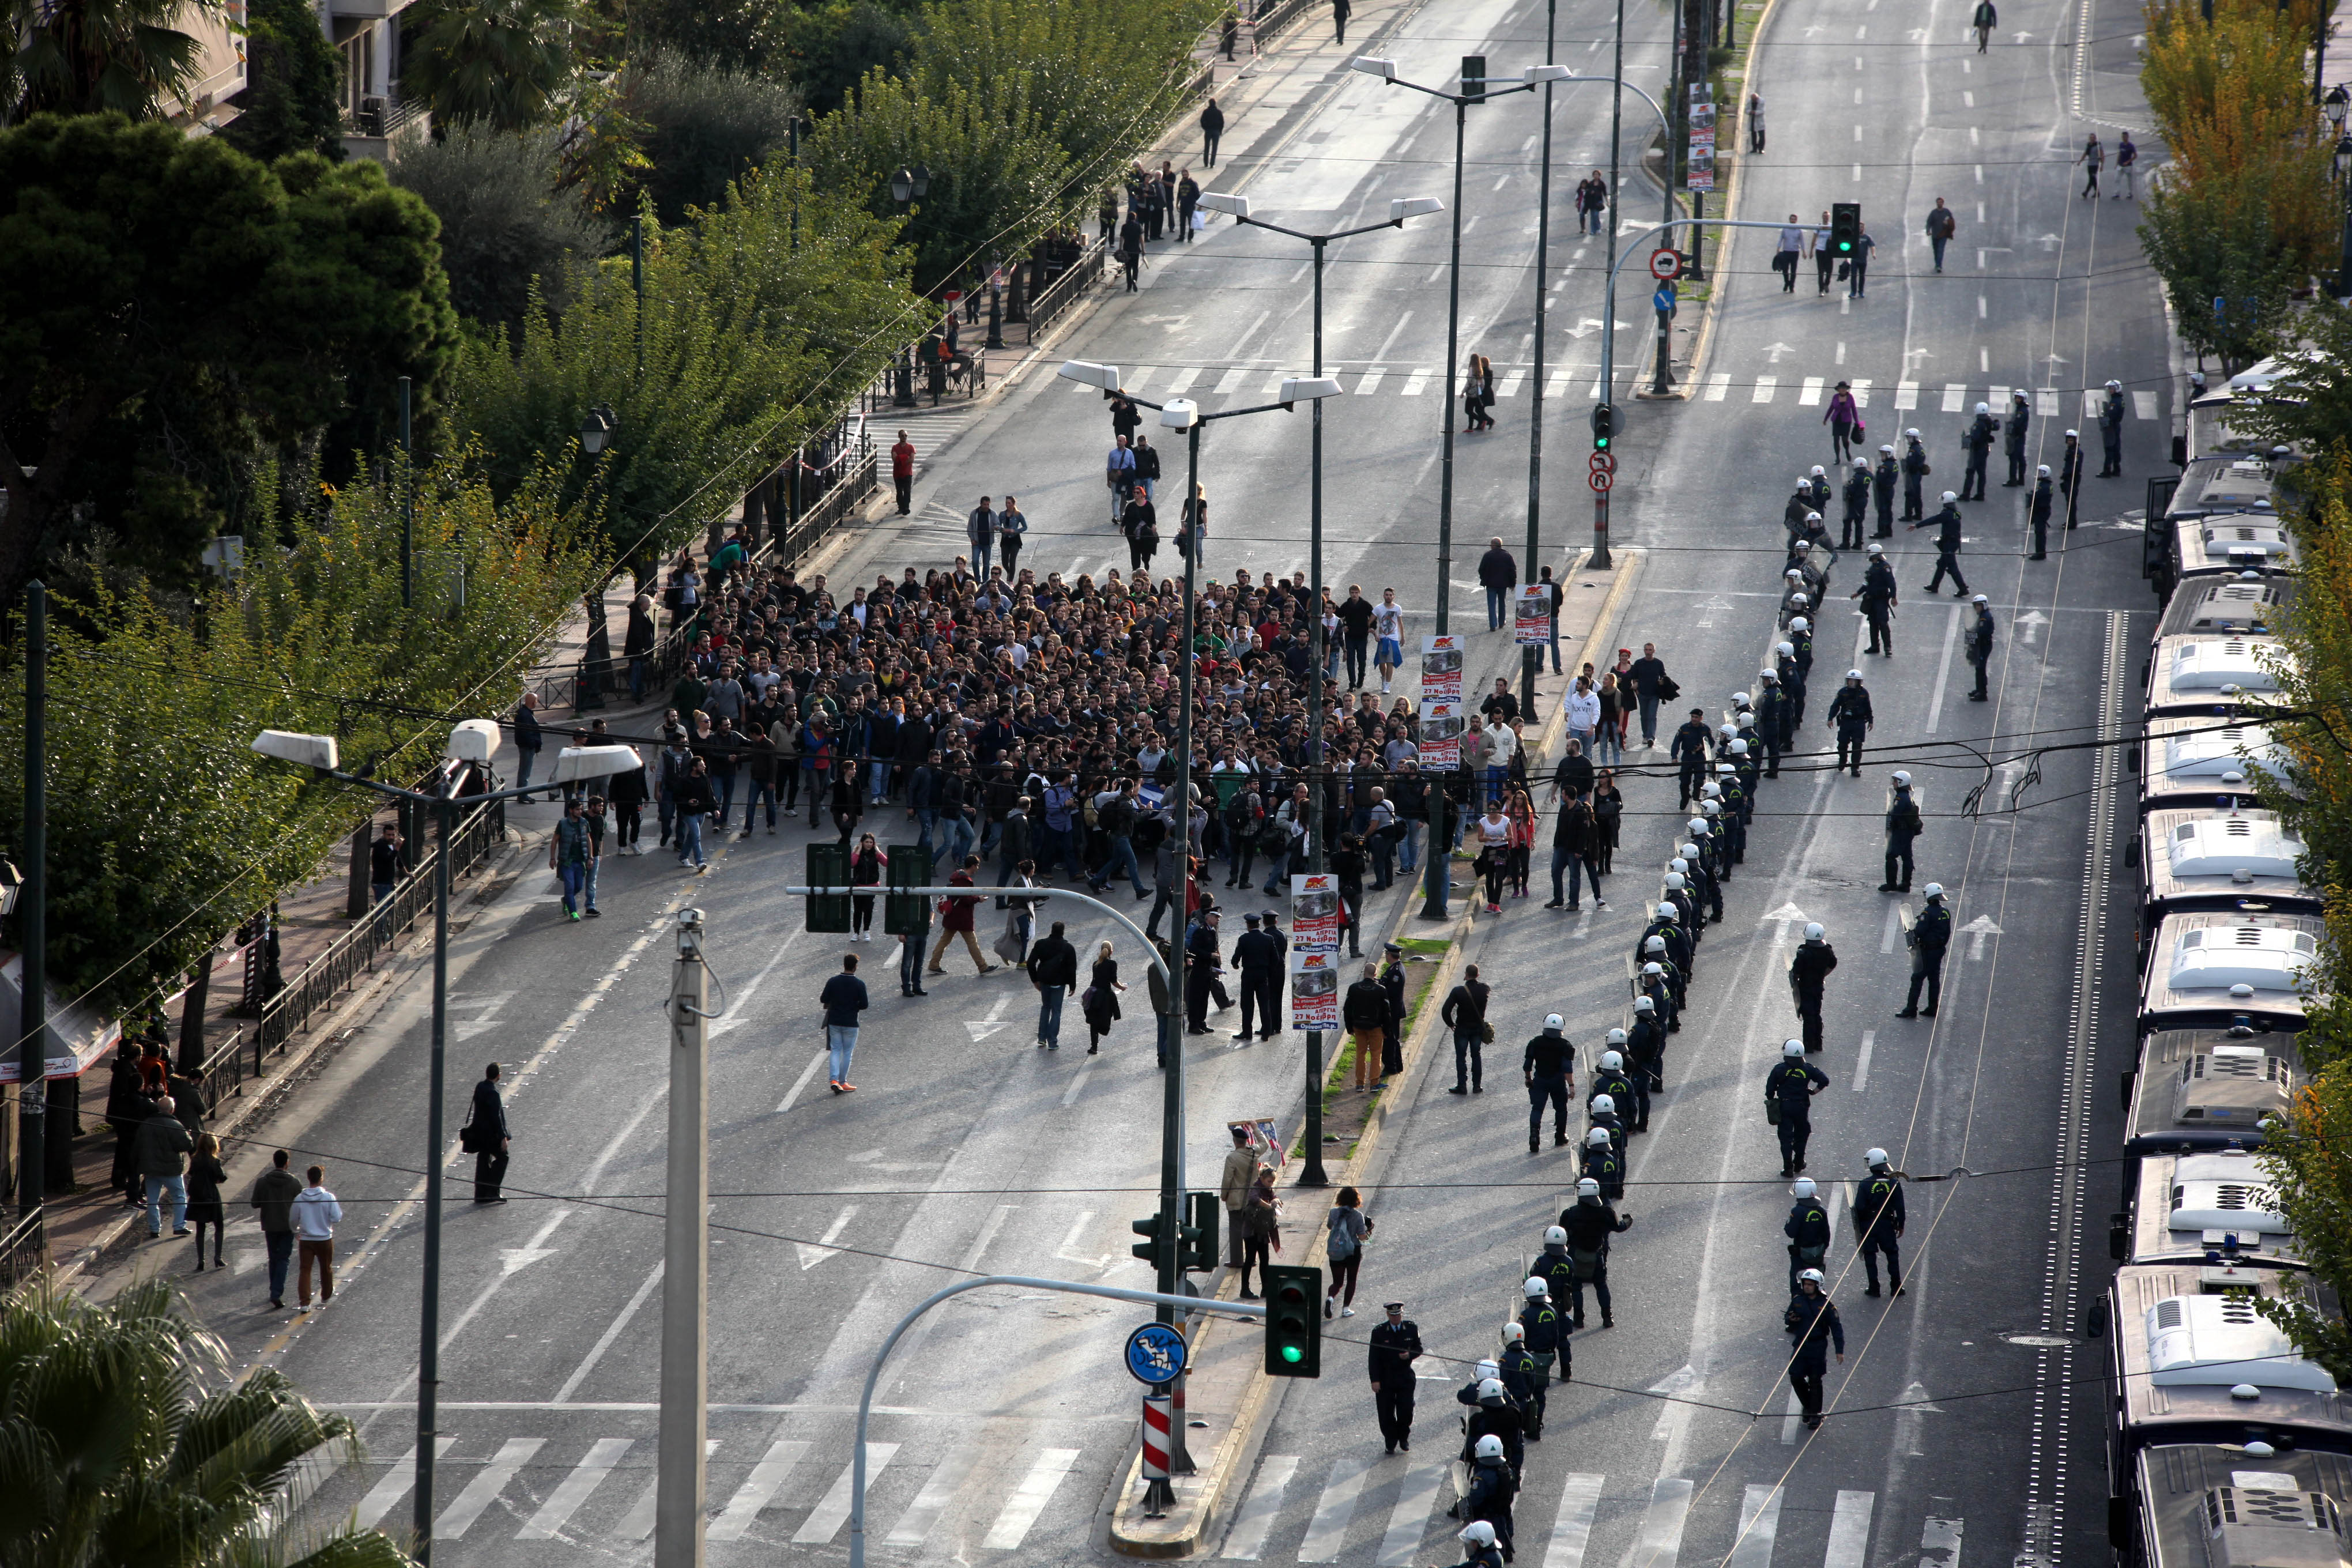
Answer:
[
  {"left": 1565, "top": 676, "right": 1601, "bottom": 752},
  {"left": 1373, "top": 590, "right": 1406, "bottom": 692},
  {"left": 292, "top": 1164, "right": 344, "bottom": 1308}
]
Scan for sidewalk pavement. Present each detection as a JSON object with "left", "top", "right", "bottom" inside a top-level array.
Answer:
[{"left": 1109, "top": 552, "right": 1647, "bottom": 1555}]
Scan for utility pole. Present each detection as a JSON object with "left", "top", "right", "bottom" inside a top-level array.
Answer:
[
  {"left": 658, "top": 909, "right": 711, "bottom": 1568},
  {"left": 413, "top": 783, "right": 454, "bottom": 1561},
  {"left": 16, "top": 582, "right": 45, "bottom": 1222},
  {"left": 1598, "top": 0, "right": 1627, "bottom": 568},
  {"left": 1524, "top": 0, "right": 1558, "bottom": 722}
]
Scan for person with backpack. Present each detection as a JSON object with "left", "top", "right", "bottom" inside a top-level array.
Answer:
[{"left": 1323, "top": 1185, "right": 1371, "bottom": 1317}]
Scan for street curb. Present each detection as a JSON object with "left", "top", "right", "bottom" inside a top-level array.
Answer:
[
  {"left": 48, "top": 831, "right": 538, "bottom": 1290},
  {"left": 1106, "top": 548, "right": 1647, "bottom": 1557}
]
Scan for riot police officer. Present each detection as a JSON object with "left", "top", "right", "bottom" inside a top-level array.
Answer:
[
  {"left": 1729, "top": 738, "right": 1760, "bottom": 817},
  {"left": 1914, "top": 490, "right": 1970, "bottom": 597},
  {"left": 1784, "top": 1175, "right": 1831, "bottom": 1294},
  {"left": 2098, "top": 378, "right": 2126, "bottom": 476},
  {"left": 1767, "top": 1039, "right": 1831, "bottom": 1177},
  {"left": 1965, "top": 594, "right": 1994, "bottom": 700},
  {"left": 1683, "top": 830, "right": 1723, "bottom": 923},
  {"left": 1776, "top": 644, "right": 1806, "bottom": 735},
  {"left": 1853, "top": 1148, "right": 1908, "bottom": 1295},
  {"left": 1787, "top": 615, "right": 1815, "bottom": 683},
  {"left": 2002, "top": 389, "right": 2031, "bottom": 486},
  {"left": 1452, "top": 1382, "right": 1522, "bottom": 1497},
  {"left": 1557, "top": 1177, "right": 1633, "bottom": 1328},
  {"left": 1851, "top": 548, "right": 1897, "bottom": 657},
  {"left": 1871, "top": 444, "right": 1899, "bottom": 536},
  {"left": 1754, "top": 671, "right": 1787, "bottom": 777},
  {"left": 2028, "top": 464, "right": 2054, "bottom": 560},
  {"left": 1586, "top": 1092, "right": 1627, "bottom": 1170},
  {"left": 1825, "top": 671, "right": 1873, "bottom": 776},
  {"left": 1626, "top": 994, "right": 1664, "bottom": 1097},
  {"left": 1639, "top": 958, "right": 1680, "bottom": 1032},
  {"left": 1580, "top": 1125, "right": 1624, "bottom": 1200},
  {"left": 1899, "top": 428, "right": 1930, "bottom": 520},
  {"left": 1518, "top": 1277, "right": 1562, "bottom": 1397},
  {"left": 1604, "top": 1026, "right": 1653, "bottom": 1129},
  {"left": 1960, "top": 402, "right": 1995, "bottom": 500},
  {"left": 2057, "top": 429, "right": 2085, "bottom": 529},
  {"left": 1498, "top": 1321, "right": 1546, "bottom": 1438},
  {"left": 1455, "top": 1520, "right": 1506, "bottom": 1568},
  {"left": 1789, "top": 923, "right": 1838, "bottom": 1054},
  {"left": 1840, "top": 457, "right": 1871, "bottom": 549},
  {"left": 1896, "top": 883, "right": 1952, "bottom": 1017},
  {"left": 1881, "top": 770, "right": 1921, "bottom": 892},
  {"left": 1714, "top": 764, "right": 1748, "bottom": 860},
  {"left": 1523, "top": 1013, "right": 1577, "bottom": 1154},
  {"left": 1590, "top": 1048, "right": 1637, "bottom": 1133},
  {"left": 1460, "top": 1434, "right": 1518, "bottom": 1558}
]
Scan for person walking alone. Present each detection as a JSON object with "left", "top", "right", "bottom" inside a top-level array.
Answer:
[
  {"left": 463, "top": 1062, "right": 511, "bottom": 1201},
  {"left": 250, "top": 1148, "right": 303, "bottom": 1309},
  {"left": 1027, "top": 918, "right": 1080, "bottom": 1049},
  {"left": 186, "top": 1133, "right": 227, "bottom": 1271},
  {"left": 891, "top": 430, "right": 915, "bottom": 514},
  {"left": 821, "top": 953, "right": 870, "bottom": 1092},
  {"left": 1924, "top": 198, "right": 1957, "bottom": 273},
  {"left": 1325, "top": 1186, "right": 1372, "bottom": 1317},
  {"left": 1200, "top": 97, "right": 1226, "bottom": 168},
  {"left": 1784, "top": 1270, "right": 1845, "bottom": 1428},
  {"left": 1443, "top": 963, "right": 1491, "bottom": 1093},
  {"left": 1824, "top": 380, "right": 1861, "bottom": 462},
  {"left": 2114, "top": 131, "right": 2137, "bottom": 198},
  {"left": 1747, "top": 91, "right": 1766, "bottom": 153},
  {"left": 292, "top": 1164, "right": 341, "bottom": 1309},
  {"left": 1972, "top": 0, "right": 1996, "bottom": 50}
]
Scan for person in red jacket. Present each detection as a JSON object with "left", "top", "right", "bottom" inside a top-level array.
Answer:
[{"left": 891, "top": 430, "right": 916, "bottom": 515}]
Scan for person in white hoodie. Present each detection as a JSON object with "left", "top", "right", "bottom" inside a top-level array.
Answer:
[{"left": 292, "top": 1164, "right": 344, "bottom": 1308}]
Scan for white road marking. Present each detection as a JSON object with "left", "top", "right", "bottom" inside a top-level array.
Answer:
[
  {"left": 1855, "top": 1028, "right": 1876, "bottom": 1092},
  {"left": 1752, "top": 376, "right": 1777, "bottom": 404},
  {"left": 707, "top": 1438, "right": 810, "bottom": 1541},
  {"left": 1375, "top": 1457, "right": 1449, "bottom": 1565},
  {"left": 1221, "top": 1453, "right": 1300, "bottom": 1559},
  {"left": 1799, "top": 377, "right": 1825, "bottom": 406},
  {"left": 1978, "top": 296, "right": 1988, "bottom": 319},
  {"left": 1881, "top": 903, "right": 1902, "bottom": 953},
  {"left": 1725, "top": 1484, "right": 1784, "bottom": 1568},
  {"left": 435, "top": 1437, "right": 542, "bottom": 1537},
  {"left": 1894, "top": 381, "right": 1920, "bottom": 409},
  {"left": 1851, "top": 379, "right": 1872, "bottom": 406},
  {"left": 1125, "top": 368, "right": 1152, "bottom": 394},
  {"left": 2134, "top": 390, "right": 2159, "bottom": 420},
  {"left": 355, "top": 1438, "right": 457, "bottom": 1528},
  {"left": 1941, "top": 383, "right": 1966, "bottom": 412},
  {"left": 796, "top": 1204, "right": 858, "bottom": 1269},
  {"left": 982, "top": 1447, "right": 1081, "bottom": 1548},
  {"left": 1299, "top": 1454, "right": 1374, "bottom": 1561},
  {"left": 1215, "top": 367, "right": 1252, "bottom": 394},
  {"left": 1167, "top": 367, "right": 1202, "bottom": 395},
  {"left": 1541, "top": 1474, "right": 1605, "bottom": 1568},
  {"left": 1356, "top": 368, "right": 1385, "bottom": 395},
  {"left": 518, "top": 1437, "right": 630, "bottom": 1539},
  {"left": 794, "top": 1443, "right": 900, "bottom": 1543},
  {"left": 2036, "top": 389, "right": 2060, "bottom": 415},
  {"left": 554, "top": 1260, "right": 663, "bottom": 1403},
  {"left": 710, "top": 931, "right": 805, "bottom": 1036},
  {"left": 1062, "top": 1055, "right": 1098, "bottom": 1105},
  {"left": 1920, "top": 1506, "right": 1965, "bottom": 1568},
  {"left": 1630, "top": 1477, "right": 1693, "bottom": 1568},
  {"left": 1924, "top": 605, "right": 1962, "bottom": 734},
  {"left": 1780, "top": 1388, "right": 1806, "bottom": 1443},
  {"left": 615, "top": 1439, "right": 717, "bottom": 1539},
  {"left": 1705, "top": 373, "right": 1731, "bottom": 401},
  {"left": 1403, "top": 369, "right": 1431, "bottom": 396},
  {"left": 1825, "top": 1491, "right": 1878, "bottom": 1568},
  {"left": 778, "top": 1049, "right": 827, "bottom": 1112},
  {"left": 885, "top": 1446, "right": 982, "bottom": 1545}
]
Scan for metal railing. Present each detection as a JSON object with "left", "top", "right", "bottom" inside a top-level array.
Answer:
[
  {"left": 1024, "top": 238, "right": 1106, "bottom": 343},
  {"left": 0, "top": 1208, "right": 44, "bottom": 1291},
  {"left": 355, "top": 86, "right": 424, "bottom": 139},
  {"left": 193, "top": 1026, "right": 254, "bottom": 1117},
  {"left": 254, "top": 798, "right": 506, "bottom": 1056}
]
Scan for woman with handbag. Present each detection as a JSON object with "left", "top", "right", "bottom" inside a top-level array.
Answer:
[
  {"left": 1083, "top": 940, "right": 1125, "bottom": 1053},
  {"left": 1324, "top": 1186, "right": 1373, "bottom": 1317},
  {"left": 1473, "top": 800, "right": 1513, "bottom": 913},
  {"left": 1505, "top": 787, "right": 1537, "bottom": 898},
  {"left": 850, "top": 834, "right": 884, "bottom": 941}
]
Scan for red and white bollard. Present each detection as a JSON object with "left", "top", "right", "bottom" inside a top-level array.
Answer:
[{"left": 1140, "top": 1392, "right": 1175, "bottom": 1516}]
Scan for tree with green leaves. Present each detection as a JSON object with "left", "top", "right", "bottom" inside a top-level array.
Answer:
[
  {"left": 783, "top": 0, "right": 923, "bottom": 116},
  {"left": 0, "top": 113, "right": 459, "bottom": 607},
  {"left": 0, "top": 1276, "right": 417, "bottom": 1568},
  {"left": 392, "top": 123, "right": 612, "bottom": 331},
  {"left": 1, "top": 0, "right": 227, "bottom": 123},
  {"left": 218, "top": 0, "right": 346, "bottom": 163},
  {"left": 399, "top": 0, "right": 583, "bottom": 129},
  {"left": 630, "top": 51, "right": 804, "bottom": 226}
]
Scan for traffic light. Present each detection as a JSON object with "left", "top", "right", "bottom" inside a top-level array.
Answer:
[
  {"left": 805, "top": 843, "right": 850, "bottom": 932},
  {"left": 1179, "top": 1192, "right": 1219, "bottom": 1272},
  {"left": 1264, "top": 1264, "right": 1322, "bottom": 1377},
  {"left": 1462, "top": 55, "right": 1487, "bottom": 103},
  {"left": 883, "top": 843, "right": 928, "bottom": 936},
  {"left": 1130, "top": 1213, "right": 1166, "bottom": 1267},
  {"left": 1590, "top": 402, "right": 1616, "bottom": 451},
  {"left": 1830, "top": 203, "right": 1861, "bottom": 256}
]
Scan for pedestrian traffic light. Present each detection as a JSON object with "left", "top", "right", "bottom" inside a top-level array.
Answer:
[
  {"left": 806, "top": 843, "right": 850, "bottom": 932},
  {"left": 1462, "top": 55, "right": 1487, "bottom": 103},
  {"left": 884, "top": 843, "right": 928, "bottom": 936},
  {"left": 1179, "top": 1192, "right": 1219, "bottom": 1272},
  {"left": 1591, "top": 402, "right": 1616, "bottom": 450},
  {"left": 1264, "top": 1264, "right": 1322, "bottom": 1377},
  {"left": 1130, "top": 1213, "right": 1166, "bottom": 1267},
  {"left": 1830, "top": 203, "right": 1861, "bottom": 256}
]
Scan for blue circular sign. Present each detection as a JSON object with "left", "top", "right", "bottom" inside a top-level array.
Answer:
[{"left": 1125, "top": 1322, "right": 1189, "bottom": 1385}]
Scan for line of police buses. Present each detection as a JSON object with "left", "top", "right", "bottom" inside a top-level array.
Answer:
[{"left": 2105, "top": 391, "right": 2347, "bottom": 1568}]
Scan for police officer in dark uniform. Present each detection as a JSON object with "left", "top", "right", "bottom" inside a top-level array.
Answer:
[
  {"left": 1959, "top": 402, "right": 1996, "bottom": 500},
  {"left": 1580, "top": 1126, "right": 1624, "bottom": 1201},
  {"left": 1782, "top": 476, "right": 1818, "bottom": 546},
  {"left": 1871, "top": 445, "right": 1899, "bottom": 536},
  {"left": 1261, "top": 910, "right": 1289, "bottom": 1024},
  {"left": 1965, "top": 594, "right": 1995, "bottom": 700},
  {"left": 1880, "top": 770, "right": 1921, "bottom": 892},
  {"left": 1840, "top": 458, "right": 1871, "bottom": 549},
  {"left": 1788, "top": 922, "right": 1838, "bottom": 1054},
  {"left": 1754, "top": 670, "right": 1787, "bottom": 777},
  {"left": 1586, "top": 1092, "right": 1628, "bottom": 1170},
  {"left": 1589, "top": 1048, "right": 1637, "bottom": 1133},
  {"left": 1852, "top": 1148, "right": 1908, "bottom": 1296},
  {"left": 2098, "top": 379, "right": 2126, "bottom": 476},
  {"left": 1626, "top": 994, "right": 1665, "bottom": 1098},
  {"left": 1231, "top": 911, "right": 1282, "bottom": 1041},
  {"left": 1671, "top": 707, "right": 1713, "bottom": 810},
  {"left": 1825, "top": 670, "right": 1874, "bottom": 776},
  {"left": 2057, "top": 429, "right": 2085, "bottom": 529},
  {"left": 1378, "top": 942, "right": 1408, "bottom": 1077},
  {"left": 1914, "top": 490, "right": 1970, "bottom": 596},
  {"left": 1896, "top": 883, "right": 1952, "bottom": 1017},
  {"left": 1899, "top": 429, "right": 1930, "bottom": 521},
  {"left": 1767, "top": 1039, "right": 1831, "bottom": 1177},
  {"left": 1498, "top": 1325, "right": 1546, "bottom": 1439},
  {"left": 1558, "top": 1177, "right": 1633, "bottom": 1327},
  {"left": 1851, "top": 548, "right": 1897, "bottom": 656},
  {"left": 1605, "top": 1026, "right": 1652, "bottom": 1130},
  {"left": 1369, "top": 1301, "right": 1424, "bottom": 1453},
  {"left": 1183, "top": 909, "right": 1226, "bottom": 1034},
  {"left": 1531, "top": 1239, "right": 1578, "bottom": 1362},
  {"left": 2002, "top": 389, "right": 2031, "bottom": 485},
  {"left": 2028, "top": 463, "right": 2054, "bottom": 559},
  {"left": 1524, "top": 1014, "right": 1577, "bottom": 1154},
  {"left": 1783, "top": 1176, "right": 1832, "bottom": 1294},
  {"left": 1714, "top": 765, "right": 1748, "bottom": 860},
  {"left": 1776, "top": 642, "right": 1807, "bottom": 736},
  {"left": 1517, "top": 1278, "right": 1562, "bottom": 1417}
]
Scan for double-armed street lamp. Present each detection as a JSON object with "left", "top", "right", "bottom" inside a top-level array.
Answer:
[
  {"left": 251, "top": 723, "right": 640, "bottom": 1565},
  {"left": 1054, "top": 359, "right": 1341, "bottom": 1292},
  {"left": 891, "top": 165, "right": 932, "bottom": 408}
]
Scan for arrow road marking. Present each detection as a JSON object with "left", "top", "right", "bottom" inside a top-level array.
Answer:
[
  {"left": 796, "top": 1205, "right": 858, "bottom": 1269},
  {"left": 967, "top": 993, "right": 1013, "bottom": 1041},
  {"left": 1055, "top": 1209, "right": 1116, "bottom": 1272},
  {"left": 1762, "top": 902, "right": 1808, "bottom": 946},
  {"left": 1961, "top": 913, "right": 2003, "bottom": 959},
  {"left": 1762, "top": 341, "right": 1796, "bottom": 364},
  {"left": 1895, "top": 1382, "right": 1947, "bottom": 1456},
  {"left": 710, "top": 930, "right": 804, "bottom": 1036},
  {"left": 448, "top": 990, "right": 516, "bottom": 1042},
  {"left": 2014, "top": 608, "right": 2049, "bottom": 646}
]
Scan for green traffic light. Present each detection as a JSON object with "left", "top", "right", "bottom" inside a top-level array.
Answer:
[{"left": 1282, "top": 1345, "right": 1303, "bottom": 1363}]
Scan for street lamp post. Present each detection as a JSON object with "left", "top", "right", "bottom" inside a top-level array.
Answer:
[
  {"left": 1525, "top": 0, "right": 1560, "bottom": 723},
  {"left": 891, "top": 167, "right": 931, "bottom": 408},
  {"left": 1190, "top": 191, "right": 1441, "bottom": 1188},
  {"left": 14, "top": 582, "right": 44, "bottom": 1219},
  {"left": 2328, "top": 85, "right": 2351, "bottom": 296},
  {"left": 251, "top": 726, "right": 642, "bottom": 1566},
  {"left": 1054, "top": 361, "right": 1341, "bottom": 1309}
]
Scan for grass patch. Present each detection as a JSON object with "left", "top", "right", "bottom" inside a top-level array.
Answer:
[{"left": 1290, "top": 953, "right": 1450, "bottom": 1162}]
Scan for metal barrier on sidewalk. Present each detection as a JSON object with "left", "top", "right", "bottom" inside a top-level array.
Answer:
[
  {"left": 193, "top": 1026, "right": 252, "bottom": 1116},
  {"left": 0, "top": 1208, "right": 44, "bottom": 1290}
]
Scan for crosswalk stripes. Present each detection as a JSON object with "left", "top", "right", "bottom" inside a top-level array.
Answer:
[
  {"left": 1894, "top": 380, "right": 1919, "bottom": 409},
  {"left": 1299, "top": 1454, "right": 1375, "bottom": 1561},
  {"left": 1851, "top": 378, "right": 1872, "bottom": 406},
  {"left": 1798, "top": 377, "right": 1825, "bottom": 406},
  {"left": 1725, "top": 1484, "right": 1784, "bottom": 1568},
  {"left": 1920, "top": 1502, "right": 1964, "bottom": 1568},
  {"left": 518, "top": 1437, "right": 630, "bottom": 1539},
  {"left": 981, "top": 1447, "right": 1081, "bottom": 1549},
  {"left": 1631, "top": 1477, "right": 1694, "bottom": 1568},
  {"left": 355, "top": 1438, "right": 456, "bottom": 1529},
  {"left": 1356, "top": 368, "right": 1385, "bottom": 395},
  {"left": 1940, "top": 383, "right": 1966, "bottom": 412},
  {"left": 1824, "top": 1491, "right": 1878, "bottom": 1568},
  {"left": 795, "top": 1442, "right": 899, "bottom": 1544},
  {"left": 2036, "top": 389, "right": 2060, "bottom": 415},
  {"left": 435, "top": 1438, "right": 542, "bottom": 1538},
  {"left": 1780, "top": 1389, "right": 1806, "bottom": 1444},
  {"left": 616, "top": 1440, "right": 715, "bottom": 1540},
  {"left": 1221, "top": 1453, "right": 1301, "bottom": 1559},
  {"left": 1547, "top": 368, "right": 1575, "bottom": 398},
  {"left": 2133, "top": 390, "right": 2159, "bottom": 420},
  {"left": 1752, "top": 376, "right": 1777, "bottom": 404},
  {"left": 884, "top": 1444, "right": 980, "bottom": 1546},
  {"left": 1705, "top": 373, "right": 1731, "bottom": 402},
  {"left": 706, "top": 1438, "right": 809, "bottom": 1542},
  {"left": 1125, "top": 367, "right": 1151, "bottom": 394},
  {"left": 1166, "top": 366, "right": 1202, "bottom": 395},
  {"left": 1215, "top": 367, "right": 1251, "bottom": 394},
  {"left": 1403, "top": 370, "right": 1430, "bottom": 396},
  {"left": 1374, "top": 1457, "right": 1449, "bottom": 1566},
  {"left": 1540, "top": 1474, "right": 1605, "bottom": 1568}
]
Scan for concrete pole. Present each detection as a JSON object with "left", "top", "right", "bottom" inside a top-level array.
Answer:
[{"left": 656, "top": 909, "right": 711, "bottom": 1568}]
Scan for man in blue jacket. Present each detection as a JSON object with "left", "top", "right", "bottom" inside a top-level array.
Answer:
[{"left": 820, "top": 953, "right": 869, "bottom": 1094}]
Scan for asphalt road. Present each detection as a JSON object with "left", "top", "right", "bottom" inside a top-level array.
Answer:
[{"left": 94, "top": 0, "right": 2167, "bottom": 1561}]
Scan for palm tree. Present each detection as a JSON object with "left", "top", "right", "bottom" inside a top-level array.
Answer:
[
  {"left": 3, "top": 0, "right": 229, "bottom": 122},
  {"left": 0, "top": 1277, "right": 419, "bottom": 1568},
  {"left": 399, "top": 0, "right": 581, "bottom": 130}
]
